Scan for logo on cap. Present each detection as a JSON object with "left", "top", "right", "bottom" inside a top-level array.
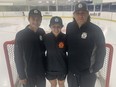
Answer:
[
  {"left": 55, "top": 18, "right": 59, "bottom": 22},
  {"left": 34, "top": 10, "right": 38, "bottom": 14},
  {"left": 78, "top": 3, "right": 83, "bottom": 8}
]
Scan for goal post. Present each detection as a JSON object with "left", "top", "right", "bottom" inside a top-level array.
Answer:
[
  {"left": 97, "top": 44, "right": 113, "bottom": 87},
  {"left": 3, "top": 40, "right": 15, "bottom": 87},
  {"left": 3, "top": 40, "right": 21, "bottom": 87}
]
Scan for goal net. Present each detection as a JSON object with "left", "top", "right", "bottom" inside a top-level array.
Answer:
[{"left": 3, "top": 40, "right": 113, "bottom": 87}]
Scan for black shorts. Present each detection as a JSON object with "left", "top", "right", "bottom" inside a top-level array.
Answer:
[{"left": 46, "top": 73, "right": 66, "bottom": 81}]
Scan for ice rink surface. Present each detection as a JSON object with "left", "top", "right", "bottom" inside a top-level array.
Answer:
[{"left": 0, "top": 17, "right": 116, "bottom": 87}]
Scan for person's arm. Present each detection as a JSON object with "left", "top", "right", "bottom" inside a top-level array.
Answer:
[
  {"left": 93, "top": 28, "right": 106, "bottom": 73},
  {"left": 41, "top": 29, "right": 46, "bottom": 52},
  {"left": 66, "top": 22, "right": 73, "bottom": 51},
  {"left": 14, "top": 32, "right": 26, "bottom": 80},
  {"left": 39, "top": 28, "right": 46, "bottom": 52},
  {"left": 40, "top": 29, "right": 47, "bottom": 71}
]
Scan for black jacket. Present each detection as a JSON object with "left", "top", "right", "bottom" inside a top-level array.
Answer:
[
  {"left": 44, "top": 32, "right": 67, "bottom": 75},
  {"left": 14, "top": 26, "right": 45, "bottom": 79},
  {"left": 66, "top": 21, "right": 106, "bottom": 74}
]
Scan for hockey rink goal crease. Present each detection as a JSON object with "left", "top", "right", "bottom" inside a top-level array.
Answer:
[{"left": 3, "top": 40, "right": 113, "bottom": 87}]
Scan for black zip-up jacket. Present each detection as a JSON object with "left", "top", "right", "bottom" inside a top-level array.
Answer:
[
  {"left": 14, "top": 26, "right": 45, "bottom": 79},
  {"left": 66, "top": 21, "right": 106, "bottom": 74},
  {"left": 44, "top": 32, "right": 67, "bottom": 75}
]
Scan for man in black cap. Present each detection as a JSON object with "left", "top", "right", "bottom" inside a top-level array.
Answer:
[
  {"left": 66, "top": 1, "right": 106, "bottom": 87},
  {"left": 44, "top": 16, "right": 67, "bottom": 87},
  {"left": 14, "top": 9, "right": 46, "bottom": 87}
]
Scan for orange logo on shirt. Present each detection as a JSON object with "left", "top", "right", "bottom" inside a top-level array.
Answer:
[{"left": 58, "top": 42, "right": 64, "bottom": 48}]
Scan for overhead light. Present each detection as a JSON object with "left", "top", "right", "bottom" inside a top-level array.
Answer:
[
  {"left": 0, "top": 3, "right": 13, "bottom": 5},
  {"left": 52, "top": 1, "right": 55, "bottom": 4},
  {"left": 46, "top": 1, "right": 49, "bottom": 3},
  {"left": 68, "top": 0, "right": 71, "bottom": 2},
  {"left": 38, "top": 1, "right": 42, "bottom": 3}
]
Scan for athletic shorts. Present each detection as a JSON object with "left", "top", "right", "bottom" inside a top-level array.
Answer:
[{"left": 46, "top": 73, "right": 66, "bottom": 80}]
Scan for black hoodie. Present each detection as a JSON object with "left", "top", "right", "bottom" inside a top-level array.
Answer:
[
  {"left": 66, "top": 19, "right": 106, "bottom": 74},
  {"left": 14, "top": 26, "right": 45, "bottom": 79},
  {"left": 44, "top": 32, "right": 67, "bottom": 75}
]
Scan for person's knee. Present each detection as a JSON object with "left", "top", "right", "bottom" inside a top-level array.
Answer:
[
  {"left": 58, "top": 80, "right": 65, "bottom": 87},
  {"left": 50, "top": 80, "right": 57, "bottom": 87},
  {"left": 51, "top": 82, "right": 57, "bottom": 87}
]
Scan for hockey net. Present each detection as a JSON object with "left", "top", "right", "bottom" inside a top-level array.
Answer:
[{"left": 3, "top": 40, "right": 113, "bottom": 87}]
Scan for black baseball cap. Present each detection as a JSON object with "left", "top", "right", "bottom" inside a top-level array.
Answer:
[
  {"left": 74, "top": 2, "right": 88, "bottom": 12},
  {"left": 29, "top": 9, "right": 42, "bottom": 17},
  {"left": 49, "top": 16, "right": 63, "bottom": 27}
]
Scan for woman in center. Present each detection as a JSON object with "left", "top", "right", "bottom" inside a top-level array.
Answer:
[{"left": 44, "top": 16, "right": 67, "bottom": 87}]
